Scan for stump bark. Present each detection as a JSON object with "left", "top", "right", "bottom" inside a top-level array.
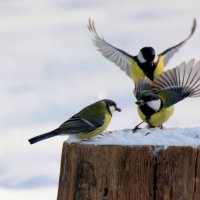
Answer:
[{"left": 57, "top": 143, "right": 200, "bottom": 200}]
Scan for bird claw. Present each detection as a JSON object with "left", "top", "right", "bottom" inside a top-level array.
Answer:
[
  {"left": 132, "top": 121, "right": 144, "bottom": 133},
  {"left": 132, "top": 127, "right": 141, "bottom": 133}
]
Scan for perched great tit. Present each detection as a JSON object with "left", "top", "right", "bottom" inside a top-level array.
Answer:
[
  {"left": 134, "top": 59, "right": 200, "bottom": 129},
  {"left": 88, "top": 18, "right": 196, "bottom": 82},
  {"left": 28, "top": 99, "right": 121, "bottom": 144}
]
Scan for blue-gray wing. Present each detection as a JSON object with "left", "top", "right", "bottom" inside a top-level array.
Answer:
[
  {"left": 159, "top": 18, "right": 196, "bottom": 66},
  {"left": 58, "top": 114, "right": 104, "bottom": 134},
  {"left": 153, "top": 59, "right": 200, "bottom": 108},
  {"left": 88, "top": 18, "right": 134, "bottom": 77}
]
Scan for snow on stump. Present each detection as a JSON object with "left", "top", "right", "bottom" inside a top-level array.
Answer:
[{"left": 57, "top": 128, "right": 200, "bottom": 200}]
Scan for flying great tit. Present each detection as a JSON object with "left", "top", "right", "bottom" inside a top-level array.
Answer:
[
  {"left": 133, "top": 59, "right": 200, "bottom": 129},
  {"left": 88, "top": 18, "right": 196, "bottom": 82},
  {"left": 28, "top": 99, "right": 121, "bottom": 144}
]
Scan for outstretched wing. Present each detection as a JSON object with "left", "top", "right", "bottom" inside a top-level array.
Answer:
[
  {"left": 88, "top": 18, "right": 134, "bottom": 77},
  {"left": 58, "top": 114, "right": 104, "bottom": 134},
  {"left": 134, "top": 76, "right": 153, "bottom": 98},
  {"left": 153, "top": 58, "right": 200, "bottom": 108},
  {"left": 159, "top": 18, "right": 197, "bottom": 66}
]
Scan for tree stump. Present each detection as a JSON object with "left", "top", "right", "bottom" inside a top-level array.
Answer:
[{"left": 57, "top": 143, "right": 200, "bottom": 200}]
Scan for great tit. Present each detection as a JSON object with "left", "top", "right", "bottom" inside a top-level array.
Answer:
[
  {"left": 88, "top": 18, "right": 196, "bottom": 82},
  {"left": 28, "top": 99, "right": 121, "bottom": 144},
  {"left": 134, "top": 59, "right": 200, "bottom": 129}
]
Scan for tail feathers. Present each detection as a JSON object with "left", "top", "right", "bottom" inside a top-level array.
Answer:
[{"left": 28, "top": 130, "right": 58, "bottom": 144}]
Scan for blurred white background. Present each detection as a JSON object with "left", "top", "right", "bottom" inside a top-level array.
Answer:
[{"left": 1, "top": 0, "right": 200, "bottom": 199}]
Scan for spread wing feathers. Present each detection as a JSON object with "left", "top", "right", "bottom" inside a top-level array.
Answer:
[
  {"left": 58, "top": 115, "right": 104, "bottom": 134},
  {"left": 153, "top": 58, "right": 200, "bottom": 107},
  {"left": 159, "top": 18, "right": 197, "bottom": 66},
  {"left": 134, "top": 76, "right": 153, "bottom": 98},
  {"left": 88, "top": 18, "right": 134, "bottom": 77}
]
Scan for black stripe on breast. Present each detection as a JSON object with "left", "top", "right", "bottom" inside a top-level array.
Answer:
[
  {"left": 135, "top": 58, "right": 157, "bottom": 81},
  {"left": 139, "top": 104, "right": 156, "bottom": 120}
]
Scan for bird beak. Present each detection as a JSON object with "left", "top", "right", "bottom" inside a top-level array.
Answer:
[
  {"left": 135, "top": 100, "right": 144, "bottom": 106},
  {"left": 115, "top": 107, "right": 121, "bottom": 112}
]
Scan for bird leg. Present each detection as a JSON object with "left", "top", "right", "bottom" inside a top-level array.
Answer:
[
  {"left": 146, "top": 124, "right": 156, "bottom": 135},
  {"left": 132, "top": 121, "right": 144, "bottom": 133},
  {"left": 145, "top": 124, "right": 163, "bottom": 136}
]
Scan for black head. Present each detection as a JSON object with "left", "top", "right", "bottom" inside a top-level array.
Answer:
[
  {"left": 136, "top": 92, "right": 160, "bottom": 105},
  {"left": 136, "top": 92, "right": 162, "bottom": 118},
  {"left": 135, "top": 91, "right": 162, "bottom": 113},
  {"left": 103, "top": 99, "right": 121, "bottom": 114},
  {"left": 140, "top": 47, "right": 156, "bottom": 62}
]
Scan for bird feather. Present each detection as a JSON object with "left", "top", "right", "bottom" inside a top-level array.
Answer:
[{"left": 88, "top": 18, "right": 134, "bottom": 77}]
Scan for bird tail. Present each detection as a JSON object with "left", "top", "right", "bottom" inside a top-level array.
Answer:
[{"left": 28, "top": 130, "right": 59, "bottom": 144}]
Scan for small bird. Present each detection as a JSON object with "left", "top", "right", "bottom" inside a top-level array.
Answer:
[
  {"left": 133, "top": 59, "right": 200, "bottom": 129},
  {"left": 28, "top": 99, "right": 121, "bottom": 144},
  {"left": 88, "top": 18, "right": 196, "bottom": 82}
]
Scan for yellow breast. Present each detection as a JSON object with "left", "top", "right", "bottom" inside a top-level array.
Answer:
[
  {"left": 130, "top": 60, "right": 145, "bottom": 83},
  {"left": 137, "top": 106, "right": 174, "bottom": 127},
  {"left": 76, "top": 113, "right": 112, "bottom": 140},
  {"left": 153, "top": 56, "right": 165, "bottom": 79},
  {"left": 129, "top": 57, "right": 165, "bottom": 83}
]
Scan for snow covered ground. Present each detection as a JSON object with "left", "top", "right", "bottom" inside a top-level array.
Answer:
[
  {"left": 1, "top": 0, "right": 200, "bottom": 200},
  {"left": 67, "top": 128, "right": 200, "bottom": 147}
]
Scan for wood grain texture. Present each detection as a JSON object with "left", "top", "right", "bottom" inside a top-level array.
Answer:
[
  {"left": 193, "top": 147, "right": 200, "bottom": 200},
  {"left": 57, "top": 143, "right": 154, "bottom": 200},
  {"left": 156, "top": 146, "right": 197, "bottom": 200},
  {"left": 57, "top": 143, "right": 200, "bottom": 200}
]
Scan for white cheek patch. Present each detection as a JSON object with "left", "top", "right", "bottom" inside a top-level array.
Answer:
[
  {"left": 137, "top": 51, "right": 146, "bottom": 63},
  {"left": 154, "top": 54, "right": 159, "bottom": 63},
  {"left": 109, "top": 105, "right": 116, "bottom": 113},
  {"left": 146, "top": 100, "right": 161, "bottom": 111}
]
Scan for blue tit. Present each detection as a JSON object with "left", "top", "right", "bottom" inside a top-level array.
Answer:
[
  {"left": 134, "top": 59, "right": 200, "bottom": 129},
  {"left": 88, "top": 18, "right": 196, "bottom": 82},
  {"left": 28, "top": 99, "right": 121, "bottom": 144}
]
